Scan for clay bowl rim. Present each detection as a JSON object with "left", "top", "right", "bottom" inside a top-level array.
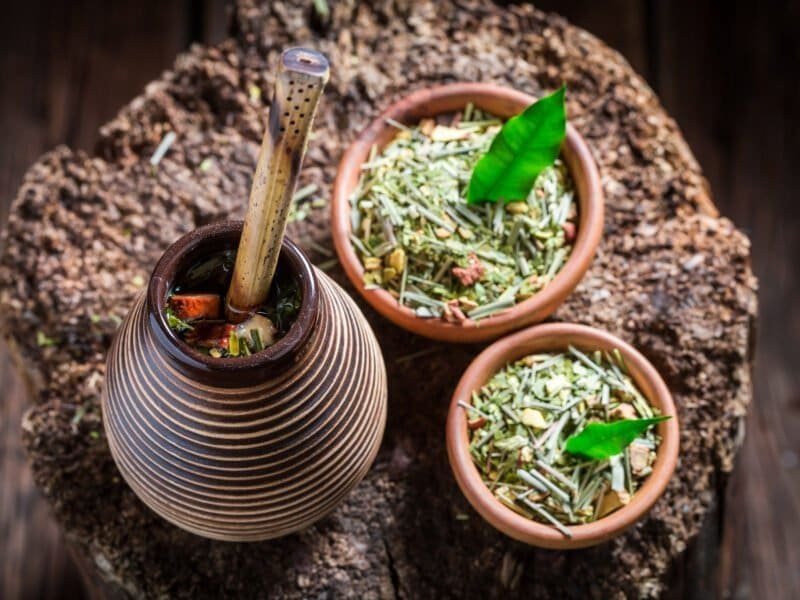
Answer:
[
  {"left": 445, "top": 322, "right": 680, "bottom": 549},
  {"left": 147, "top": 220, "right": 319, "bottom": 372},
  {"left": 331, "top": 82, "right": 604, "bottom": 343}
]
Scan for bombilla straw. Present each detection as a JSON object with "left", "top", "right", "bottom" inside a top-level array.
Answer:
[{"left": 225, "top": 47, "right": 329, "bottom": 323}]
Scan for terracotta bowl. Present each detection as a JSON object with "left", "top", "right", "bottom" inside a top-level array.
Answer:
[
  {"left": 102, "top": 221, "right": 387, "bottom": 541},
  {"left": 446, "top": 322, "right": 679, "bottom": 549},
  {"left": 332, "top": 83, "right": 604, "bottom": 343}
]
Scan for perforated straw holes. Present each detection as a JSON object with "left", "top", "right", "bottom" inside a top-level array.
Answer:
[{"left": 280, "top": 77, "right": 316, "bottom": 140}]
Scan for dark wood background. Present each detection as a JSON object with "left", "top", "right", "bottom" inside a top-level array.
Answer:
[{"left": 0, "top": 1, "right": 796, "bottom": 598}]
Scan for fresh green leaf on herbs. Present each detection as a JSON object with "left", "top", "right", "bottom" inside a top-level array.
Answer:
[
  {"left": 467, "top": 85, "right": 567, "bottom": 204},
  {"left": 564, "top": 416, "right": 671, "bottom": 460}
]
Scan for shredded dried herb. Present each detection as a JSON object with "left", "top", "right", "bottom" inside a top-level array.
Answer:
[
  {"left": 36, "top": 330, "right": 57, "bottom": 347},
  {"left": 288, "top": 183, "right": 324, "bottom": 223},
  {"left": 465, "top": 347, "right": 664, "bottom": 535},
  {"left": 350, "top": 104, "right": 576, "bottom": 323}
]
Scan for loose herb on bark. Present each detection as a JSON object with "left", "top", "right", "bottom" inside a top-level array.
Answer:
[
  {"left": 350, "top": 102, "right": 576, "bottom": 323},
  {"left": 465, "top": 347, "right": 665, "bottom": 535}
]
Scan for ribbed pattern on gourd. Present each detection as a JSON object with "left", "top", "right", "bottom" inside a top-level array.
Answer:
[{"left": 102, "top": 271, "right": 387, "bottom": 541}]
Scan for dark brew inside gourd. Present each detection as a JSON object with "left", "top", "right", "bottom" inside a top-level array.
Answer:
[{"left": 165, "top": 248, "right": 301, "bottom": 358}]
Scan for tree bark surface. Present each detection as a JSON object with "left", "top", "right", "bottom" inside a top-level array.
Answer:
[{"left": 0, "top": 1, "right": 757, "bottom": 598}]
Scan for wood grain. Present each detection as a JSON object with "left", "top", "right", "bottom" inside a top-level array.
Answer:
[
  {"left": 0, "top": 348, "right": 81, "bottom": 600},
  {"left": 650, "top": 1, "right": 800, "bottom": 597},
  {"left": 0, "top": 1, "right": 222, "bottom": 598}
]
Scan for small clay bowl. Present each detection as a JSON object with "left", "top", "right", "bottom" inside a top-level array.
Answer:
[
  {"left": 446, "top": 322, "right": 679, "bottom": 549},
  {"left": 332, "top": 83, "right": 604, "bottom": 343}
]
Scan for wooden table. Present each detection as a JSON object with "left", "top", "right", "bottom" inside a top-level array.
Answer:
[{"left": 0, "top": 1, "right": 796, "bottom": 598}]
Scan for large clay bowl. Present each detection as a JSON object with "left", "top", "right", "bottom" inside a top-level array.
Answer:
[
  {"left": 102, "top": 221, "right": 388, "bottom": 541},
  {"left": 332, "top": 83, "right": 604, "bottom": 343},
  {"left": 446, "top": 322, "right": 679, "bottom": 549}
]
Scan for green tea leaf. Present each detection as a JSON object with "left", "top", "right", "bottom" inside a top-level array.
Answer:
[
  {"left": 564, "top": 416, "right": 671, "bottom": 460},
  {"left": 467, "top": 85, "right": 567, "bottom": 204},
  {"left": 164, "top": 307, "right": 193, "bottom": 333}
]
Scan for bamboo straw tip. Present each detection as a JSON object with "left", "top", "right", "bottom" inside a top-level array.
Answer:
[{"left": 282, "top": 48, "right": 330, "bottom": 79}]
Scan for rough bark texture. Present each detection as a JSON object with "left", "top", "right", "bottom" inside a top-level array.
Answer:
[{"left": 0, "top": 1, "right": 757, "bottom": 598}]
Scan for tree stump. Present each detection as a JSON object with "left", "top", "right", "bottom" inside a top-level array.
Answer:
[{"left": 0, "top": 1, "right": 757, "bottom": 598}]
